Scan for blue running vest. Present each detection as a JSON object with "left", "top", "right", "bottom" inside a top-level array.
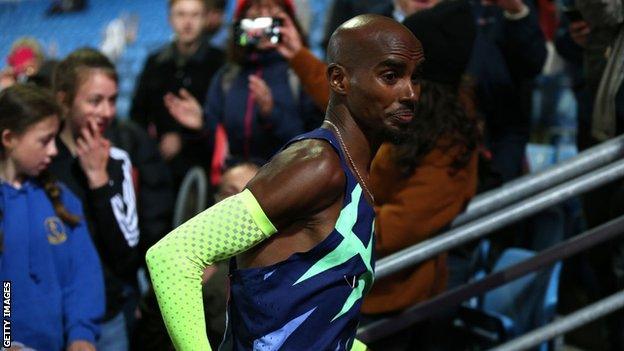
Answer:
[{"left": 221, "top": 127, "right": 376, "bottom": 351}]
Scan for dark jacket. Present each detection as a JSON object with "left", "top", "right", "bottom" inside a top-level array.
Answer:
[
  {"left": 49, "top": 141, "right": 140, "bottom": 320},
  {"left": 131, "top": 39, "right": 224, "bottom": 184},
  {"left": 105, "top": 119, "right": 174, "bottom": 262},
  {"left": 468, "top": 0, "right": 547, "bottom": 134},
  {"left": 203, "top": 51, "right": 322, "bottom": 161}
]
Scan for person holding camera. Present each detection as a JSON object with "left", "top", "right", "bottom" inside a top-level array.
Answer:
[{"left": 166, "top": 0, "right": 321, "bottom": 164}]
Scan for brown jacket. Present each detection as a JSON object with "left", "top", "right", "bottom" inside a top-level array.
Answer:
[
  {"left": 363, "top": 144, "right": 477, "bottom": 313},
  {"left": 289, "top": 48, "right": 478, "bottom": 313}
]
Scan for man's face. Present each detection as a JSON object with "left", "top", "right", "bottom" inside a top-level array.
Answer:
[
  {"left": 66, "top": 71, "right": 117, "bottom": 135},
  {"left": 345, "top": 31, "right": 423, "bottom": 143},
  {"left": 170, "top": 0, "right": 206, "bottom": 45},
  {"left": 396, "top": 0, "right": 440, "bottom": 16}
]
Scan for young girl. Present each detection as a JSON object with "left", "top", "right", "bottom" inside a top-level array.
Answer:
[
  {"left": 50, "top": 48, "right": 140, "bottom": 351},
  {"left": 50, "top": 48, "right": 141, "bottom": 350},
  {"left": 0, "top": 84, "right": 105, "bottom": 351}
]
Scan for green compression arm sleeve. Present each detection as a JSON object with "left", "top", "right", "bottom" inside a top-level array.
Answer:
[{"left": 146, "top": 189, "right": 277, "bottom": 350}]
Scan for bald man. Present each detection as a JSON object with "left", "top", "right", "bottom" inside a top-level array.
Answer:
[{"left": 146, "top": 14, "right": 423, "bottom": 351}]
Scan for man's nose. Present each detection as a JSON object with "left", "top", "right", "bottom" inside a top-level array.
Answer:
[{"left": 400, "top": 80, "right": 420, "bottom": 106}]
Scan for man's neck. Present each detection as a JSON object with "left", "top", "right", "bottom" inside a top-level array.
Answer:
[
  {"left": 176, "top": 39, "right": 201, "bottom": 57},
  {"left": 325, "top": 106, "right": 379, "bottom": 173}
]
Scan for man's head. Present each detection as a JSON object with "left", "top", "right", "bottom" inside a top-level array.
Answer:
[
  {"left": 326, "top": 15, "right": 424, "bottom": 144},
  {"left": 395, "top": 0, "right": 440, "bottom": 16},
  {"left": 169, "top": 0, "right": 206, "bottom": 46}
]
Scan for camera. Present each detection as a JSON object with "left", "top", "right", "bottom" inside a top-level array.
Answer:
[{"left": 234, "top": 17, "right": 282, "bottom": 48}]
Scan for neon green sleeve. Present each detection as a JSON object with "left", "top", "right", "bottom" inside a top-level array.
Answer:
[
  {"left": 351, "top": 338, "right": 368, "bottom": 351},
  {"left": 145, "top": 189, "right": 277, "bottom": 350}
]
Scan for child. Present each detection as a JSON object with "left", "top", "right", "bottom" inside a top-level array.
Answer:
[
  {"left": 51, "top": 48, "right": 141, "bottom": 350},
  {"left": 0, "top": 84, "right": 105, "bottom": 351}
]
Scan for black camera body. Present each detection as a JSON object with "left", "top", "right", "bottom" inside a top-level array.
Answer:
[{"left": 234, "top": 17, "right": 283, "bottom": 48}]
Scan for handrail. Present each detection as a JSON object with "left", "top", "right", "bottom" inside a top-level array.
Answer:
[
  {"left": 490, "top": 290, "right": 624, "bottom": 351},
  {"left": 173, "top": 166, "right": 208, "bottom": 228},
  {"left": 376, "top": 158, "right": 624, "bottom": 280},
  {"left": 358, "top": 215, "right": 624, "bottom": 343},
  {"left": 453, "top": 134, "right": 624, "bottom": 227}
]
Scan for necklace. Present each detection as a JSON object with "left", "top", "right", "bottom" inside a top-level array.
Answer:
[{"left": 324, "top": 120, "right": 375, "bottom": 203}]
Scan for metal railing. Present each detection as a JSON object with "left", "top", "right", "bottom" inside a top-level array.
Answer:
[
  {"left": 453, "top": 134, "right": 624, "bottom": 227},
  {"left": 491, "top": 290, "right": 624, "bottom": 351},
  {"left": 358, "top": 215, "right": 624, "bottom": 342},
  {"left": 360, "top": 135, "right": 624, "bottom": 346},
  {"left": 376, "top": 158, "right": 624, "bottom": 279}
]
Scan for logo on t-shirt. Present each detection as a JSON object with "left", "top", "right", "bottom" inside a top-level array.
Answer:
[{"left": 45, "top": 217, "right": 67, "bottom": 245}]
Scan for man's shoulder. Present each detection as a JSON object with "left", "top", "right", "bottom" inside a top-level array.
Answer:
[
  {"left": 276, "top": 139, "right": 342, "bottom": 175},
  {"left": 248, "top": 138, "right": 345, "bottom": 227},
  {"left": 145, "top": 43, "right": 175, "bottom": 66},
  {"left": 257, "top": 138, "right": 344, "bottom": 196}
]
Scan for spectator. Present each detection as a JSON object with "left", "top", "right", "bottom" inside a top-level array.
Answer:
[
  {"left": 322, "top": 0, "right": 391, "bottom": 53},
  {"left": 0, "top": 84, "right": 105, "bottom": 351},
  {"left": 50, "top": 48, "right": 140, "bottom": 351},
  {"left": 468, "top": 0, "right": 547, "bottom": 183},
  {"left": 203, "top": 0, "right": 227, "bottom": 40},
  {"left": 131, "top": 0, "right": 225, "bottom": 189},
  {"left": 571, "top": 1, "right": 624, "bottom": 349},
  {"left": 1, "top": 37, "right": 45, "bottom": 91},
  {"left": 167, "top": 0, "right": 322, "bottom": 164}
]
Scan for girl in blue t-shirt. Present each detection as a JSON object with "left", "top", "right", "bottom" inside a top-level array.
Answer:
[{"left": 0, "top": 84, "right": 105, "bottom": 351}]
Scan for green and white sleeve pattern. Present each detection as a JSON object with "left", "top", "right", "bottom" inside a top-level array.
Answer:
[{"left": 146, "top": 189, "right": 277, "bottom": 350}]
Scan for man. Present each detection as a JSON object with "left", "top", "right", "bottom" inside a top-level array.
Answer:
[
  {"left": 131, "top": 0, "right": 224, "bottom": 189},
  {"left": 146, "top": 14, "right": 423, "bottom": 350}
]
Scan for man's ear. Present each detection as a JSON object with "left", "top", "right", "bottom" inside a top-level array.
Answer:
[{"left": 327, "top": 63, "right": 349, "bottom": 95}]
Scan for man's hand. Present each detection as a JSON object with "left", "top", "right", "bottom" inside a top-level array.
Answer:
[
  {"left": 249, "top": 75, "right": 274, "bottom": 116},
  {"left": 159, "top": 132, "right": 182, "bottom": 161},
  {"left": 570, "top": 21, "right": 591, "bottom": 48},
  {"left": 76, "top": 119, "right": 110, "bottom": 189},
  {"left": 164, "top": 88, "right": 204, "bottom": 130},
  {"left": 67, "top": 340, "right": 97, "bottom": 351},
  {"left": 273, "top": 12, "right": 303, "bottom": 60}
]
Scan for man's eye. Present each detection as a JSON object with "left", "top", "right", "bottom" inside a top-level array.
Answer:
[{"left": 382, "top": 72, "right": 398, "bottom": 83}]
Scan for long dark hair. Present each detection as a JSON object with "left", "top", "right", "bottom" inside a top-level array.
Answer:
[
  {"left": 0, "top": 84, "right": 80, "bottom": 225},
  {"left": 392, "top": 76, "right": 482, "bottom": 177}
]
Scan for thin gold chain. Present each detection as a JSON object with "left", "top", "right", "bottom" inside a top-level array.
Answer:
[{"left": 324, "top": 120, "right": 375, "bottom": 203}]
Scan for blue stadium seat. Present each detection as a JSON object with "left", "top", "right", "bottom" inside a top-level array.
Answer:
[{"left": 456, "top": 247, "right": 562, "bottom": 350}]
